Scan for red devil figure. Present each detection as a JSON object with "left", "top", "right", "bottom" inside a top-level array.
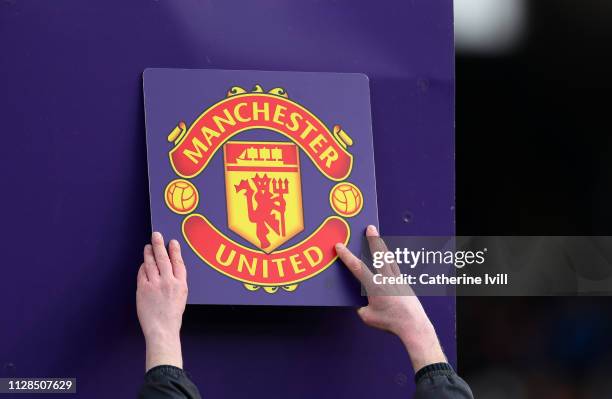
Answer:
[{"left": 235, "top": 174, "right": 288, "bottom": 249}]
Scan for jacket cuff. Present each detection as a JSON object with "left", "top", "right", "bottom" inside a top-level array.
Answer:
[
  {"left": 414, "top": 362, "right": 455, "bottom": 383},
  {"left": 145, "top": 365, "right": 186, "bottom": 380}
]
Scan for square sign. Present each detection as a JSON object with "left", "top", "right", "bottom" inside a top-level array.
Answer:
[{"left": 144, "top": 68, "right": 378, "bottom": 306}]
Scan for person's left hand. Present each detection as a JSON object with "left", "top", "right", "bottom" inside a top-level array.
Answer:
[{"left": 136, "top": 232, "right": 188, "bottom": 371}]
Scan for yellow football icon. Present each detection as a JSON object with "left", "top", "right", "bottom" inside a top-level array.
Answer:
[
  {"left": 329, "top": 182, "right": 363, "bottom": 217},
  {"left": 165, "top": 179, "right": 199, "bottom": 214}
]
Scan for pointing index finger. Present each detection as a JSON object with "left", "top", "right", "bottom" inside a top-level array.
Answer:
[{"left": 335, "top": 243, "right": 374, "bottom": 288}]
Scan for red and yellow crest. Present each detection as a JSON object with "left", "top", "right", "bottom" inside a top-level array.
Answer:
[
  {"left": 224, "top": 141, "right": 304, "bottom": 253},
  {"left": 163, "top": 85, "right": 363, "bottom": 293}
]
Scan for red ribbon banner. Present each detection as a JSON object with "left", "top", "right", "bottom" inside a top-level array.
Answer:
[
  {"left": 182, "top": 215, "right": 350, "bottom": 286},
  {"left": 169, "top": 93, "right": 353, "bottom": 181}
]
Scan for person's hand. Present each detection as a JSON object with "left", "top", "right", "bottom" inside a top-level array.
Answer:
[
  {"left": 136, "top": 232, "right": 188, "bottom": 371},
  {"left": 335, "top": 225, "right": 447, "bottom": 372}
]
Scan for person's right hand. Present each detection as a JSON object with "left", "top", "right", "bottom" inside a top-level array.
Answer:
[
  {"left": 136, "top": 232, "right": 188, "bottom": 371},
  {"left": 335, "top": 225, "right": 447, "bottom": 372}
]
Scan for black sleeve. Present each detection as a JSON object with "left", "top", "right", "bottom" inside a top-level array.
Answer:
[
  {"left": 138, "top": 365, "right": 202, "bottom": 399},
  {"left": 414, "top": 363, "right": 473, "bottom": 399}
]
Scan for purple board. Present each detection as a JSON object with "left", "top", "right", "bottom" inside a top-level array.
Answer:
[
  {"left": 0, "top": 1, "right": 454, "bottom": 398},
  {"left": 144, "top": 69, "right": 377, "bottom": 306}
]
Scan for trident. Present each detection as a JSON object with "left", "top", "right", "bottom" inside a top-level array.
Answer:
[{"left": 272, "top": 178, "right": 289, "bottom": 237}]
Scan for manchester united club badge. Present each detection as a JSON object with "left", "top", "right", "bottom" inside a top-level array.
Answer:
[{"left": 144, "top": 69, "right": 377, "bottom": 305}]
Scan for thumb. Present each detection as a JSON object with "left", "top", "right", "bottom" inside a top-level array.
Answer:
[{"left": 357, "top": 306, "right": 370, "bottom": 324}]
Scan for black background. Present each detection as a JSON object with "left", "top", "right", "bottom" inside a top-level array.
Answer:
[{"left": 457, "top": 1, "right": 612, "bottom": 396}]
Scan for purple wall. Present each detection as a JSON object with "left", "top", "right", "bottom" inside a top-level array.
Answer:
[{"left": 0, "top": 1, "right": 455, "bottom": 398}]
